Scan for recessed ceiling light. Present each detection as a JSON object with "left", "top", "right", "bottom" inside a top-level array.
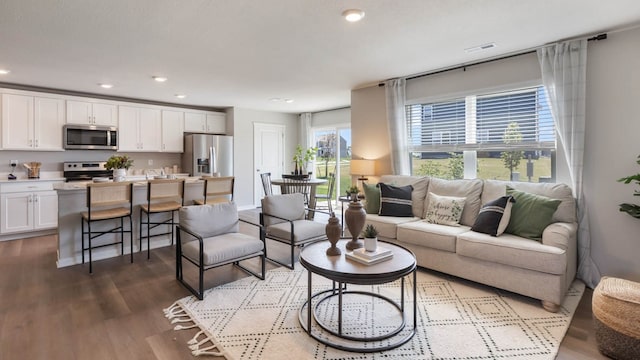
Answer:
[
  {"left": 175, "top": 94, "right": 186, "bottom": 99},
  {"left": 99, "top": 83, "right": 113, "bottom": 89},
  {"left": 284, "top": 99, "right": 294, "bottom": 103},
  {"left": 270, "top": 98, "right": 281, "bottom": 102},
  {"left": 0, "top": 69, "right": 10, "bottom": 75},
  {"left": 464, "top": 43, "right": 497, "bottom": 53},
  {"left": 153, "top": 76, "right": 168, "bottom": 82},
  {"left": 342, "top": 9, "right": 365, "bottom": 22}
]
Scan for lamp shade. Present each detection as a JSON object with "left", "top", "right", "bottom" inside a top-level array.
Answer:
[{"left": 350, "top": 159, "right": 375, "bottom": 176}]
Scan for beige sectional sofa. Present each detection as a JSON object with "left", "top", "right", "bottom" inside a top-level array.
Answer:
[{"left": 364, "top": 175, "right": 577, "bottom": 312}]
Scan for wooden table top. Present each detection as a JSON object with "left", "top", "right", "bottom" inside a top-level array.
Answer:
[{"left": 299, "top": 239, "right": 416, "bottom": 285}]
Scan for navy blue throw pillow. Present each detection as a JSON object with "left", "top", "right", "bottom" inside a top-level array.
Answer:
[{"left": 378, "top": 183, "right": 413, "bottom": 217}]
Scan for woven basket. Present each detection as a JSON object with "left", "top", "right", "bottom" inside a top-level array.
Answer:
[{"left": 592, "top": 276, "right": 640, "bottom": 360}]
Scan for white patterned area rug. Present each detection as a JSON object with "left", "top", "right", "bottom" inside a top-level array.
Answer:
[{"left": 164, "top": 266, "right": 584, "bottom": 359}]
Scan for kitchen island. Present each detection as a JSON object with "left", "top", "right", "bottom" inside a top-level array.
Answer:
[{"left": 55, "top": 178, "right": 205, "bottom": 268}]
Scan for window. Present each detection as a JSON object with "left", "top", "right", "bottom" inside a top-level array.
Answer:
[{"left": 406, "top": 86, "right": 555, "bottom": 182}]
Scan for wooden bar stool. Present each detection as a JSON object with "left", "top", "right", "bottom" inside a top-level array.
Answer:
[
  {"left": 139, "top": 178, "right": 185, "bottom": 259},
  {"left": 82, "top": 182, "right": 134, "bottom": 274},
  {"left": 194, "top": 176, "right": 234, "bottom": 205}
]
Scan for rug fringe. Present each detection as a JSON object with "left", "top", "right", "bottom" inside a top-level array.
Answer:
[{"left": 164, "top": 301, "right": 227, "bottom": 357}]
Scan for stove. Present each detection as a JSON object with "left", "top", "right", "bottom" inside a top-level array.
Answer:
[{"left": 63, "top": 161, "right": 112, "bottom": 182}]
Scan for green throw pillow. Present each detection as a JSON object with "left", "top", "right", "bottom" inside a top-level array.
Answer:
[
  {"left": 362, "top": 182, "right": 381, "bottom": 214},
  {"left": 505, "top": 187, "right": 561, "bottom": 241}
]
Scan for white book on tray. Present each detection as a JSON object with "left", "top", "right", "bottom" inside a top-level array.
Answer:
[
  {"left": 346, "top": 250, "right": 393, "bottom": 265},
  {"left": 352, "top": 246, "right": 392, "bottom": 260}
]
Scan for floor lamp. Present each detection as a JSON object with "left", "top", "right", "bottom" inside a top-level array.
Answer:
[{"left": 350, "top": 159, "right": 375, "bottom": 194}]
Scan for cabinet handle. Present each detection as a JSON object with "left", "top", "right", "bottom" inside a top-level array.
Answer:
[{"left": 35, "top": 139, "right": 38, "bottom": 147}]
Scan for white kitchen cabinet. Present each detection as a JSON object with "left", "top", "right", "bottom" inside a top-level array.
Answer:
[
  {"left": 206, "top": 112, "right": 226, "bottom": 133},
  {"left": 161, "top": 110, "right": 184, "bottom": 152},
  {"left": 118, "top": 105, "right": 161, "bottom": 151},
  {"left": 1, "top": 94, "right": 65, "bottom": 150},
  {"left": 184, "top": 111, "right": 226, "bottom": 134},
  {"left": 0, "top": 182, "right": 59, "bottom": 234},
  {"left": 66, "top": 100, "right": 117, "bottom": 126}
]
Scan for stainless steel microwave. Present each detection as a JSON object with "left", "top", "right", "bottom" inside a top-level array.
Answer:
[{"left": 63, "top": 124, "right": 118, "bottom": 150}]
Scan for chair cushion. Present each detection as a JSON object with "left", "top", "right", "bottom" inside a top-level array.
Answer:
[
  {"left": 179, "top": 203, "right": 238, "bottom": 239},
  {"left": 457, "top": 231, "right": 566, "bottom": 275},
  {"left": 141, "top": 200, "right": 182, "bottom": 213},
  {"left": 182, "top": 232, "right": 264, "bottom": 266},
  {"left": 82, "top": 207, "right": 131, "bottom": 221},
  {"left": 397, "top": 221, "right": 470, "bottom": 253},
  {"left": 266, "top": 219, "right": 326, "bottom": 244},
  {"left": 261, "top": 193, "right": 306, "bottom": 226}
]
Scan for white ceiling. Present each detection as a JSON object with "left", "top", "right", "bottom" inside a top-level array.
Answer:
[{"left": 1, "top": 0, "right": 640, "bottom": 113}]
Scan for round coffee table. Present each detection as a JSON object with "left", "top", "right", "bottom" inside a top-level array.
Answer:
[{"left": 298, "top": 239, "right": 417, "bottom": 352}]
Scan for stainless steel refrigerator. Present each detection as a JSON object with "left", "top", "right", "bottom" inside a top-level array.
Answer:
[{"left": 182, "top": 134, "right": 233, "bottom": 177}]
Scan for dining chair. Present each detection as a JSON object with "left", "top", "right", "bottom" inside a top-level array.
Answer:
[
  {"left": 281, "top": 178, "right": 311, "bottom": 205},
  {"left": 194, "top": 176, "right": 234, "bottom": 205},
  {"left": 81, "top": 181, "right": 134, "bottom": 274},
  {"left": 139, "top": 178, "right": 185, "bottom": 259},
  {"left": 260, "top": 193, "right": 328, "bottom": 269},
  {"left": 176, "top": 203, "right": 265, "bottom": 300},
  {"left": 260, "top": 172, "right": 273, "bottom": 197},
  {"left": 314, "top": 172, "right": 336, "bottom": 213}
]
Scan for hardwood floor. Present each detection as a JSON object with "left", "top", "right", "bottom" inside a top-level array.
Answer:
[{"left": 0, "top": 213, "right": 609, "bottom": 359}]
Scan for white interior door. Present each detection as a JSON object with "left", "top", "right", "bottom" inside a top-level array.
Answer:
[{"left": 254, "top": 123, "right": 285, "bottom": 205}]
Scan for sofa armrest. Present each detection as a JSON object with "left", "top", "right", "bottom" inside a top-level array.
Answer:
[{"left": 541, "top": 222, "right": 577, "bottom": 252}]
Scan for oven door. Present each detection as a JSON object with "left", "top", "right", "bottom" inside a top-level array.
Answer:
[{"left": 64, "top": 124, "right": 117, "bottom": 150}]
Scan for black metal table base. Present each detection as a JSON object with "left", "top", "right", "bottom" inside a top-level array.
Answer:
[{"left": 298, "top": 270, "right": 417, "bottom": 353}]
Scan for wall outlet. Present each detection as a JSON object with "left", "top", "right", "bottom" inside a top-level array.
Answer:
[
  {"left": 10, "top": 160, "right": 18, "bottom": 166},
  {"left": 148, "top": 159, "right": 153, "bottom": 166}
]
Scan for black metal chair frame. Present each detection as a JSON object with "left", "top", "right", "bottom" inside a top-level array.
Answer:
[
  {"left": 176, "top": 219, "right": 266, "bottom": 300},
  {"left": 314, "top": 172, "right": 336, "bottom": 213},
  {"left": 260, "top": 208, "right": 330, "bottom": 270},
  {"left": 139, "top": 179, "right": 185, "bottom": 260},
  {"left": 260, "top": 172, "right": 273, "bottom": 197},
  {"left": 81, "top": 182, "right": 134, "bottom": 274}
]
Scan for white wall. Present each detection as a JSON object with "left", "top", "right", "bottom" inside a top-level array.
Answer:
[
  {"left": 584, "top": 26, "right": 640, "bottom": 282},
  {"left": 351, "top": 25, "right": 640, "bottom": 282},
  {"left": 229, "top": 107, "right": 299, "bottom": 207}
]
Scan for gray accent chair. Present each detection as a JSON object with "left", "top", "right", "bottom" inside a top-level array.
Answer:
[
  {"left": 260, "top": 193, "right": 328, "bottom": 269},
  {"left": 176, "top": 203, "right": 265, "bottom": 300}
]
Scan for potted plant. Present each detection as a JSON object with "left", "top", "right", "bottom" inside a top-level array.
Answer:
[
  {"left": 362, "top": 224, "right": 379, "bottom": 252},
  {"left": 346, "top": 185, "right": 359, "bottom": 201},
  {"left": 293, "top": 145, "right": 318, "bottom": 175},
  {"left": 618, "top": 155, "right": 640, "bottom": 218},
  {"left": 105, "top": 155, "right": 133, "bottom": 182}
]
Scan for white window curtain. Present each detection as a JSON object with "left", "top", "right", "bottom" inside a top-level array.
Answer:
[
  {"left": 299, "top": 112, "right": 312, "bottom": 149},
  {"left": 385, "top": 78, "right": 410, "bottom": 175},
  {"left": 538, "top": 40, "right": 601, "bottom": 288}
]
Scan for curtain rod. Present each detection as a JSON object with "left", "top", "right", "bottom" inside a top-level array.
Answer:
[{"left": 378, "top": 33, "right": 607, "bottom": 86}]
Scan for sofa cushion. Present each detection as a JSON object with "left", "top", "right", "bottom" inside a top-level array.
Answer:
[
  {"left": 425, "top": 178, "right": 483, "bottom": 227},
  {"left": 457, "top": 231, "right": 566, "bottom": 275},
  {"left": 397, "top": 221, "right": 470, "bottom": 253},
  {"left": 379, "top": 175, "right": 429, "bottom": 218},
  {"left": 365, "top": 214, "right": 420, "bottom": 240},
  {"left": 362, "top": 182, "right": 381, "bottom": 214},
  {"left": 471, "top": 195, "right": 515, "bottom": 236},
  {"left": 482, "top": 180, "right": 576, "bottom": 223},
  {"left": 424, "top": 192, "right": 466, "bottom": 226},
  {"left": 505, "top": 187, "right": 562, "bottom": 241},
  {"left": 379, "top": 183, "right": 413, "bottom": 217}
]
